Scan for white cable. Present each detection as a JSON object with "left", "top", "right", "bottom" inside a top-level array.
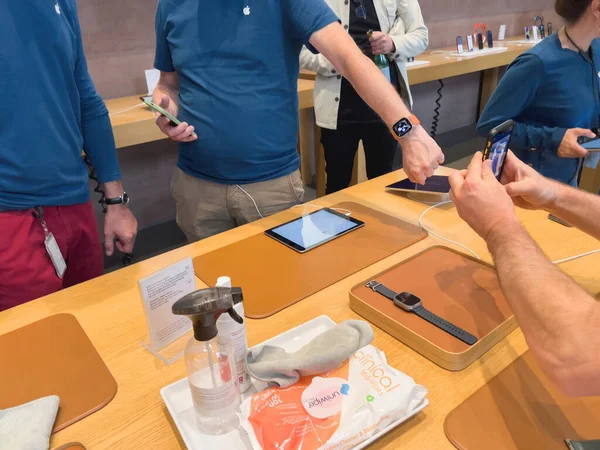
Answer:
[
  {"left": 108, "top": 103, "right": 145, "bottom": 116},
  {"left": 292, "top": 203, "right": 352, "bottom": 216},
  {"left": 418, "top": 200, "right": 481, "bottom": 259},
  {"left": 552, "top": 249, "right": 600, "bottom": 265},
  {"left": 236, "top": 185, "right": 264, "bottom": 219}
]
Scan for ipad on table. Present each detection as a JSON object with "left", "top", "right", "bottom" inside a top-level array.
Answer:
[{"left": 265, "top": 208, "right": 364, "bottom": 253}]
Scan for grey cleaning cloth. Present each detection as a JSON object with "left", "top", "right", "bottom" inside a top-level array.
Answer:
[
  {"left": 246, "top": 320, "right": 374, "bottom": 388},
  {"left": 0, "top": 395, "right": 59, "bottom": 450}
]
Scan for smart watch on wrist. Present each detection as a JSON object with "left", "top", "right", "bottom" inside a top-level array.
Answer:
[
  {"left": 365, "top": 280, "right": 478, "bottom": 345},
  {"left": 390, "top": 114, "right": 421, "bottom": 140},
  {"left": 101, "top": 191, "right": 130, "bottom": 206}
]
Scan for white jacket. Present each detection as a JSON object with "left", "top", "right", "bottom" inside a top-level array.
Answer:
[{"left": 300, "top": 0, "right": 428, "bottom": 130}]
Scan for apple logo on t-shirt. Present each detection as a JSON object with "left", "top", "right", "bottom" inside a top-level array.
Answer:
[
  {"left": 55, "top": 2, "right": 61, "bottom": 14},
  {"left": 243, "top": 5, "right": 251, "bottom": 15}
]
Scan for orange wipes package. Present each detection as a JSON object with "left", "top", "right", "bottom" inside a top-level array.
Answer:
[{"left": 240, "top": 345, "right": 427, "bottom": 450}]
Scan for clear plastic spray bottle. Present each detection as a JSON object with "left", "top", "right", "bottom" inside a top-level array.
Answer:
[{"left": 172, "top": 287, "right": 244, "bottom": 434}]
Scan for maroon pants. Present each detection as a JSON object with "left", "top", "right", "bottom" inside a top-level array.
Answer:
[{"left": 0, "top": 201, "right": 103, "bottom": 311}]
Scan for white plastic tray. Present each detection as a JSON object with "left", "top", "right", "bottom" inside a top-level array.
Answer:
[
  {"left": 161, "top": 315, "right": 429, "bottom": 450},
  {"left": 448, "top": 46, "right": 508, "bottom": 58}
]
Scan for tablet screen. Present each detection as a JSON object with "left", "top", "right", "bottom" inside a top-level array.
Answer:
[
  {"left": 266, "top": 209, "right": 364, "bottom": 252},
  {"left": 386, "top": 175, "right": 450, "bottom": 193}
]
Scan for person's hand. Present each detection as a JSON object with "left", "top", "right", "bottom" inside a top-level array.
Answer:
[
  {"left": 104, "top": 205, "right": 138, "bottom": 256},
  {"left": 153, "top": 93, "right": 197, "bottom": 143},
  {"left": 401, "top": 125, "right": 445, "bottom": 184},
  {"left": 500, "top": 150, "right": 558, "bottom": 210},
  {"left": 557, "top": 128, "right": 593, "bottom": 158},
  {"left": 449, "top": 152, "right": 518, "bottom": 241},
  {"left": 368, "top": 31, "right": 395, "bottom": 55}
]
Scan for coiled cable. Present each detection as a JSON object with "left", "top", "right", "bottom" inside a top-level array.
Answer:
[
  {"left": 430, "top": 79, "right": 444, "bottom": 139},
  {"left": 83, "top": 155, "right": 134, "bottom": 266}
]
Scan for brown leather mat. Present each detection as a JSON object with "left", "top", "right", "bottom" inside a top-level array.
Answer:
[
  {"left": 445, "top": 350, "right": 600, "bottom": 449},
  {"left": 0, "top": 314, "right": 117, "bottom": 433},
  {"left": 194, "top": 202, "right": 427, "bottom": 318},
  {"left": 350, "top": 247, "right": 516, "bottom": 370}
]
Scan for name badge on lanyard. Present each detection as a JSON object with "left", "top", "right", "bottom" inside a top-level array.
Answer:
[{"left": 33, "top": 207, "right": 66, "bottom": 279}]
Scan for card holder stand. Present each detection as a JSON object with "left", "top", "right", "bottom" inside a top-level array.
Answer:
[
  {"left": 350, "top": 246, "right": 517, "bottom": 371},
  {"left": 141, "top": 334, "right": 189, "bottom": 366}
]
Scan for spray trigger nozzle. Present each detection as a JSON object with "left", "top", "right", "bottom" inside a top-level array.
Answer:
[{"left": 228, "top": 307, "right": 244, "bottom": 324}]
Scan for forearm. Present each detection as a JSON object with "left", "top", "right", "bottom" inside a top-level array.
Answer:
[
  {"left": 104, "top": 180, "right": 124, "bottom": 198},
  {"left": 487, "top": 221, "right": 600, "bottom": 395},
  {"left": 311, "top": 23, "right": 410, "bottom": 127},
  {"left": 339, "top": 52, "right": 409, "bottom": 127},
  {"left": 546, "top": 183, "right": 600, "bottom": 240},
  {"left": 82, "top": 113, "right": 122, "bottom": 184},
  {"left": 299, "top": 47, "right": 336, "bottom": 76}
]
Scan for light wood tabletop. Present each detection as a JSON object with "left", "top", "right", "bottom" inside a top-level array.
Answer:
[{"left": 1, "top": 168, "right": 598, "bottom": 450}]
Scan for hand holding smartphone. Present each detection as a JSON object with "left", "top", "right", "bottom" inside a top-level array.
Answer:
[
  {"left": 577, "top": 135, "right": 600, "bottom": 151},
  {"left": 144, "top": 96, "right": 198, "bottom": 141},
  {"left": 482, "top": 119, "right": 515, "bottom": 179}
]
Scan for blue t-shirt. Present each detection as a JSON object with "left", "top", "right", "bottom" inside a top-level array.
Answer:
[
  {"left": 478, "top": 34, "right": 600, "bottom": 184},
  {"left": 0, "top": 0, "right": 121, "bottom": 210},
  {"left": 154, "top": 0, "right": 338, "bottom": 184}
]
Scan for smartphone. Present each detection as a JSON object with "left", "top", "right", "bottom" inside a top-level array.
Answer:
[
  {"left": 482, "top": 119, "right": 515, "bottom": 180},
  {"left": 142, "top": 97, "right": 198, "bottom": 138},
  {"left": 477, "top": 33, "right": 484, "bottom": 50},
  {"left": 548, "top": 214, "right": 572, "bottom": 227},
  {"left": 577, "top": 135, "right": 600, "bottom": 151},
  {"left": 456, "top": 36, "right": 464, "bottom": 54},
  {"left": 487, "top": 30, "right": 494, "bottom": 48},
  {"left": 466, "top": 34, "right": 474, "bottom": 52}
]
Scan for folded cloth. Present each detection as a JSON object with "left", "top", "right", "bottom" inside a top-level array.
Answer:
[
  {"left": 246, "top": 320, "right": 374, "bottom": 387},
  {"left": 0, "top": 396, "right": 59, "bottom": 450}
]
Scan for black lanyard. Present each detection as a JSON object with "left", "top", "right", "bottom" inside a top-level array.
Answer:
[{"left": 565, "top": 28, "right": 600, "bottom": 130}]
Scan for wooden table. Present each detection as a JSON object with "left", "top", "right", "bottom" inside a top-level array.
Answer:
[
  {"left": 2, "top": 168, "right": 598, "bottom": 450},
  {"left": 106, "top": 79, "right": 317, "bottom": 185}
]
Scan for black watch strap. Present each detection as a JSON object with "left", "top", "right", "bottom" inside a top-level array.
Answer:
[
  {"left": 367, "top": 281, "right": 478, "bottom": 346},
  {"left": 370, "top": 283, "right": 397, "bottom": 301},
  {"left": 412, "top": 305, "right": 478, "bottom": 345}
]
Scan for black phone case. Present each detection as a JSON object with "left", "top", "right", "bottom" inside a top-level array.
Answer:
[{"left": 566, "top": 439, "right": 600, "bottom": 450}]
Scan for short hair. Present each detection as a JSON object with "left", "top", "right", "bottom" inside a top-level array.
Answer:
[{"left": 555, "top": 0, "right": 593, "bottom": 23}]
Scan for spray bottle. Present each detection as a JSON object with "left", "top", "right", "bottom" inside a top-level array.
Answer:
[
  {"left": 216, "top": 277, "right": 251, "bottom": 393},
  {"left": 172, "top": 287, "right": 244, "bottom": 435}
]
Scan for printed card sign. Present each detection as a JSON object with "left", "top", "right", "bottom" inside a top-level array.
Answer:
[{"left": 138, "top": 257, "right": 196, "bottom": 350}]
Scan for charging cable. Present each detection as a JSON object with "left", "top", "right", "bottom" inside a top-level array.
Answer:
[
  {"left": 419, "top": 200, "right": 600, "bottom": 265},
  {"left": 292, "top": 203, "right": 352, "bottom": 216},
  {"left": 109, "top": 103, "right": 144, "bottom": 116},
  {"left": 237, "top": 185, "right": 264, "bottom": 219},
  {"left": 236, "top": 184, "right": 355, "bottom": 219},
  {"left": 419, "top": 201, "right": 481, "bottom": 259}
]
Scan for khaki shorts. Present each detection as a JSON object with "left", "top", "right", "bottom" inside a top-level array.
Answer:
[{"left": 171, "top": 167, "right": 305, "bottom": 242}]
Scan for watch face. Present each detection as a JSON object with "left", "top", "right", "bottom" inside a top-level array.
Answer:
[
  {"left": 394, "top": 118, "right": 413, "bottom": 137},
  {"left": 395, "top": 292, "right": 421, "bottom": 307}
]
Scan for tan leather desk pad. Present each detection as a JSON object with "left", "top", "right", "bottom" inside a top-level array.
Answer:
[
  {"left": 0, "top": 314, "right": 117, "bottom": 433},
  {"left": 194, "top": 202, "right": 427, "bottom": 318},
  {"left": 445, "top": 350, "right": 600, "bottom": 449},
  {"left": 350, "top": 247, "right": 515, "bottom": 370}
]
